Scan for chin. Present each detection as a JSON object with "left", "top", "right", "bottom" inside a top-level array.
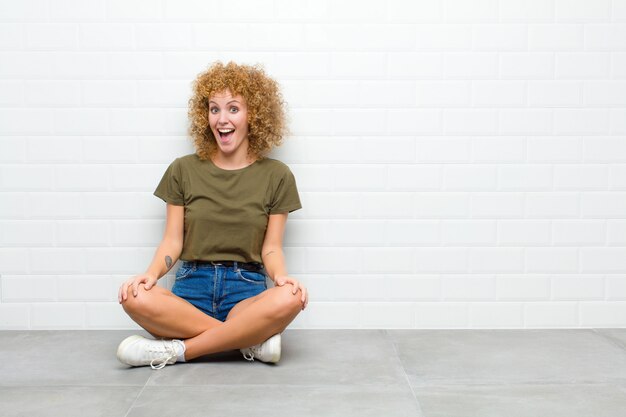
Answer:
[{"left": 217, "top": 144, "right": 236, "bottom": 154}]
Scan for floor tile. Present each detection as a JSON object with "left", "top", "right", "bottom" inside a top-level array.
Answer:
[
  {"left": 128, "top": 384, "right": 422, "bottom": 417},
  {"left": 148, "top": 329, "right": 408, "bottom": 387},
  {"left": 414, "top": 383, "right": 626, "bottom": 417},
  {"left": 0, "top": 386, "right": 141, "bottom": 417},
  {"left": 387, "top": 329, "right": 626, "bottom": 386},
  {"left": 3, "top": 328, "right": 625, "bottom": 417},
  {"left": 0, "top": 330, "right": 152, "bottom": 386}
]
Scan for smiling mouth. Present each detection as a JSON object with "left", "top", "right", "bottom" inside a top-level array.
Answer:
[{"left": 217, "top": 128, "right": 235, "bottom": 142}]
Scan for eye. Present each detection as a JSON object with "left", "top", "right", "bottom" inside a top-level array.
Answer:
[
  {"left": 229, "top": 106, "right": 238, "bottom": 113},
  {"left": 210, "top": 107, "right": 219, "bottom": 114}
]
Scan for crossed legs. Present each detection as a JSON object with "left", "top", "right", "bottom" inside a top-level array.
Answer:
[{"left": 120, "top": 283, "right": 303, "bottom": 361}]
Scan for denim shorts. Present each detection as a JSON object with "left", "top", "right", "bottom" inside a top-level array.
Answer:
[{"left": 171, "top": 260, "right": 269, "bottom": 322}]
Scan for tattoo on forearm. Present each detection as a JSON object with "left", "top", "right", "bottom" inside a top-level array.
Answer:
[{"left": 165, "top": 255, "right": 173, "bottom": 270}]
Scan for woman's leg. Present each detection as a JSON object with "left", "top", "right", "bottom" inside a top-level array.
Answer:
[
  {"left": 121, "top": 285, "right": 222, "bottom": 339},
  {"left": 182, "top": 284, "right": 303, "bottom": 360},
  {"left": 120, "top": 282, "right": 303, "bottom": 360}
]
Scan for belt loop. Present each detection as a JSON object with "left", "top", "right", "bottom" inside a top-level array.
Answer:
[{"left": 233, "top": 261, "right": 239, "bottom": 271}]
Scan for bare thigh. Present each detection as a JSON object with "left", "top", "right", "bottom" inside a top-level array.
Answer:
[
  {"left": 225, "top": 290, "right": 268, "bottom": 321},
  {"left": 122, "top": 284, "right": 222, "bottom": 340}
]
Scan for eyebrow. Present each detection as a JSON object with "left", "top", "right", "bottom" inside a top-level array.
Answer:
[{"left": 208, "top": 100, "right": 241, "bottom": 105}]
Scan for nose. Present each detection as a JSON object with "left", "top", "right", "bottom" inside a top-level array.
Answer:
[{"left": 217, "top": 111, "right": 229, "bottom": 125}]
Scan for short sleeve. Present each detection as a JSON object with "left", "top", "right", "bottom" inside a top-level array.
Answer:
[
  {"left": 268, "top": 166, "right": 302, "bottom": 214},
  {"left": 153, "top": 158, "right": 185, "bottom": 206}
]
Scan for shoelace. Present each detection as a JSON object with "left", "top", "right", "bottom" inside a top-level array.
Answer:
[
  {"left": 242, "top": 333, "right": 280, "bottom": 362},
  {"left": 242, "top": 346, "right": 258, "bottom": 361},
  {"left": 149, "top": 340, "right": 178, "bottom": 370}
]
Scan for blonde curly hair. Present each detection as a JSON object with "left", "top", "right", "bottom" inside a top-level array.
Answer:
[{"left": 187, "top": 61, "right": 287, "bottom": 160}]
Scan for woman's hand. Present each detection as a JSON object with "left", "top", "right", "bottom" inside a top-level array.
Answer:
[
  {"left": 274, "top": 275, "right": 308, "bottom": 310},
  {"left": 118, "top": 273, "right": 158, "bottom": 303}
]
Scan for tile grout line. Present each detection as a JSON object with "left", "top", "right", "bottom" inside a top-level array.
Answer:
[
  {"left": 590, "top": 328, "right": 626, "bottom": 352},
  {"left": 383, "top": 329, "right": 426, "bottom": 417},
  {"left": 122, "top": 372, "right": 152, "bottom": 417}
]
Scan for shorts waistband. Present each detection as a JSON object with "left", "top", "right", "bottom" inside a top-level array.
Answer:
[{"left": 190, "top": 260, "right": 264, "bottom": 272}]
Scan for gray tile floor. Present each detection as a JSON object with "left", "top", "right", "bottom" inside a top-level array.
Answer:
[{"left": 1, "top": 329, "right": 625, "bottom": 416}]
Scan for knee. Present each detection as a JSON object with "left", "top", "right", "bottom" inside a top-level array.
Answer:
[
  {"left": 121, "top": 285, "right": 158, "bottom": 318},
  {"left": 272, "top": 285, "right": 303, "bottom": 319}
]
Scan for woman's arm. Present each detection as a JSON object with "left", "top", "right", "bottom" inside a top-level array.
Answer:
[
  {"left": 119, "top": 203, "right": 184, "bottom": 301},
  {"left": 261, "top": 212, "right": 308, "bottom": 309},
  {"left": 145, "top": 203, "right": 185, "bottom": 280},
  {"left": 261, "top": 213, "right": 289, "bottom": 283}
]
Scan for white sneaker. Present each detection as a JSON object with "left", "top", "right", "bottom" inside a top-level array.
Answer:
[
  {"left": 117, "top": 335, "right": 184, "bottom": 370},
  {"left": 240, "top": 333, "right": 281, "bottom": 363}
]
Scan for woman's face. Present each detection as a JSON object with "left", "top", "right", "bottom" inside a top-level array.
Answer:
[{"left": 208, "top": 89, "right": 250, "bottom": 158}]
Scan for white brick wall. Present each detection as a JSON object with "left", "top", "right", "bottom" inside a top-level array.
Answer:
[{"left": 1, "top": 0, "right": 625, "bottom": 329}]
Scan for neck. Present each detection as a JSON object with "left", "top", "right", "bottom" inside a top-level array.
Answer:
[{"left": 212, "top": 150, "right": 256, "bottom": 170}]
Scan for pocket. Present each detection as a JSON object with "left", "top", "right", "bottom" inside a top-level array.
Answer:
[
  {"left": 236, "top": 269, "right": 267, "bottom": 285},
  {"left": 175, "top": 263, "right": 195, "bottom": 281}
]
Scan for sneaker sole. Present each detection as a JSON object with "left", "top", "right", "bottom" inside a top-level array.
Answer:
[{"left": 116, "top": 334, "right": 143, "bottom": 365}]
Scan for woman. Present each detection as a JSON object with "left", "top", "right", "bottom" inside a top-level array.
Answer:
[{"left": 116, "top": 61, "right": 308, "bottom": 370}]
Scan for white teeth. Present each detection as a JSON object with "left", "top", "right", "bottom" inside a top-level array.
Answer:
[{"left": 218, "top": 128, "right": 235, "bottom": 133}]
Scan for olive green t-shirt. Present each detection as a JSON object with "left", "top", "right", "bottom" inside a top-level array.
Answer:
[{"left": 153, "top": 153, "right": 302, "bottom": 263}]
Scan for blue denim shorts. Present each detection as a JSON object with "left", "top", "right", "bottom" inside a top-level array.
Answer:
[{"left": 171, "top": 260, "right": 269, "bottom": 322}]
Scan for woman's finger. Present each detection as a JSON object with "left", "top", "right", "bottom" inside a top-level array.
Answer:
[
  {"left": 304, "top": 287, "right": 309, "bottom": 308},
  {"left": 135, "top": 277, "right": 148, "bottom": 296},
  {"left": 144, "top": 275, "right": 158, "bottom": 290}
]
